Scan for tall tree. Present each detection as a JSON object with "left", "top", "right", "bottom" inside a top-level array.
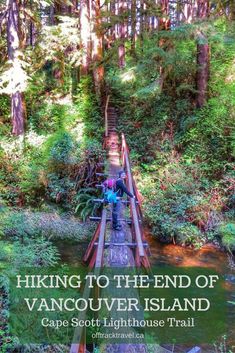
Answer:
[
  {"left": 130, "top": 0, "right": 136, "bottom": 55},
  {"left": 7, "top": 0, "right": 26, "bottom": 135},
  {"left": 118, "top": 0, "right": 125, "bottom": 68},
  {"left": 196, "top": 0, "right": 210, "bottom": 108},
  {"left": 91, "top": 0, "right": 104, "bottom": 97},
  {"left": 80, "top": 0, "right": 91, "bottom": 75}
]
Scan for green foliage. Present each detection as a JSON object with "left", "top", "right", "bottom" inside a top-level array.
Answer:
[
  {"left": 74, "top": 188, "right": 100, "bottom": 221},
  {"left": 0, "top": 124, "right": 104, "bottom": 214},
  {"left": 219, "top": 223, "right": 235, "bottom": 252},
  {"left": 0, "top": 209, "right": 94, "bottom": 243},
  {"left": 0, "top": 236, "right": 59, "bottom": 269},
  {"left": 75, "top": 77, "right": 104, "bottom": 139},
  {"left": 106, "top": 17, "right": 235, "bottom": 247},
  {"left": 28, "top": 100, "right": 81, "bottom": 134},
  {"left": 46, "top": 130, "right": 76, "bottom": 164},
  {"left": 0, "top": 95, "right": 11, "bottom": 135}
]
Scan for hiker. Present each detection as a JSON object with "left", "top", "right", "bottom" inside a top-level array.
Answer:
[{"left": 103, "top": 170, "right": 134, "bottom": 231}]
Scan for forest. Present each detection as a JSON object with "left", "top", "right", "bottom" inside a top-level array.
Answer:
[{"left": 0, "top": 0, "right": 235, "bottom": 352}]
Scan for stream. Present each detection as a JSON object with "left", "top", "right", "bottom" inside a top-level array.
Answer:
[{"left": 57, "top": 235, "right": 235, "bottom": 350}]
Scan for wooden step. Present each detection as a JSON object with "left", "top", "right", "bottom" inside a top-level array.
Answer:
[{"left": 94, "top": 242, "right": 149, "bottom": 248}]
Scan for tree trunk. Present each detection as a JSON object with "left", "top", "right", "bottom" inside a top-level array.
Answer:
[
  {"left": 91, "top": 0, "right": 104, "bottom": 97},
  {"left": 68, "top": 0, "right": 78, "bottom": 14},
  {"left": 131, "top": 0, "right": 136, "bottom": 55},
  {"left": 159, "top": 0, "right": 170, "bottom": 30},
  {"left": 196, "top": 31, "right": 209, "bottom": 108},
  {"left": 80, "top": 0, "right": 91, "bottom": 75},
  {"left": 49, "top": 4, "right": 55, "bottom": 25},
  {"left": 118, "top": 0, "right": 125, "bottom": 68},
  {"left": 197, "top": 0, "right": 209, "bottom": 18},
  {"left": 19, "top": 0, "right": 27, "bottom": 48},
  {"left": 110, "top": 0, "right": 116, "bottom": 42},
  {"left": 139, "top": 0, "right": 144, "bottom": 50},
  {"left": 7, "top": 0, "right": 25, "bottom": 135},
  {"left": 158, "top": 0, "right": 171, "bottom": 92},
  {"left": 12, "top": 91, "right": 25, "bottom": 135},
  {"left": 229, "top": 0, "right": 235, "bottom": 20}
]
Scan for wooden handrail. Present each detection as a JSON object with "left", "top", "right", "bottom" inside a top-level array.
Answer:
[
  {"left": 121, "top": 134, "right": 145, "bottom": 258},
  {"left": 69, "top": 274, "right": 93, "bottom": 353},
  {"left": 95, "top": 208, "right": 107, "bottom": 268},
  {"left": 105, "top": 95, "right": 110, "bottom": 137}
]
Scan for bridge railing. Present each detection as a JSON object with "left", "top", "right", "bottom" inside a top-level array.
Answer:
[
  {"left": 121, "top": 133, "right": 147, "bottom": 263},
  {"left": 104, "top": 95, "right": 110, "bottom": 137}
]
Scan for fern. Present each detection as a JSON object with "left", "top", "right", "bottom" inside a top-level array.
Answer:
[{"left": 74, "top": 188, "right": 100, "bottom": 221}]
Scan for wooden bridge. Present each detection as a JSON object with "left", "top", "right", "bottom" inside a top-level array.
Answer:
[
  {"left": 69, "top": 98, "right": 201, "bottom": 353},
  {"left": 83, "top": 133, "right": 151, "bottom": 271}
]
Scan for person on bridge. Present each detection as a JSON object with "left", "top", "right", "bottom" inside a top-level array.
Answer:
[{"left": 112, "top": 170, "right": 135, "bottom": 231}]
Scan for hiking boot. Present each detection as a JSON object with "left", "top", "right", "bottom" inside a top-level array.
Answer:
[{"left": 113, "top": 225, "right": 122, "bottom": 231}]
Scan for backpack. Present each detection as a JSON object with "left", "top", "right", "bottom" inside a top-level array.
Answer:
[{"left": 103, "top": 179, "right": 117, "bottom": 204}]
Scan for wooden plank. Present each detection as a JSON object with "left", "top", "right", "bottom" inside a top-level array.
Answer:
[
  {"left": 90, "top": 216, "right": 129, "bottom": 221},
  {"left": 94, "top": 242, "right": 149, "bottom": 247},
  {"left": 95, "top": 208, "right": 107, "bottom": 268},
  {"left": 187, "top": 347, "right": 201, "bottom": 353},
  {"left": 92, "top": 198, "right": 139, "bottom": 205}
]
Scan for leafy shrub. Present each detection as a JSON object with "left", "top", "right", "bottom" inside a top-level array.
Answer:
[
  {"left": 12, "top": 238, "right": 60, "bottom": 267},
  {"left": 0, "top": 237, "right": 60, "bottom": 268},
  {"left": 139, "top": 157, "right": 227, "bottom": 246},
  {"left": 28, "top": 102, "right": 80, "bottom": 134},
  {"left": 219, "top": 223, "right": 235, "bottom": 252},
  {"left": 0, "top": 95, "right": 11, "bottom": 135},
  {"left": 75, "top": 77, "right": 103, "bottom": 139},
  {"left": 175, "top": 223, "right": 202, "bottom": 247},
  {"left": 74, "top": 188, "right": 101, "bottom": 221},
  {"left": 0, "top": 126, "right": 104, "bottom": 212}
]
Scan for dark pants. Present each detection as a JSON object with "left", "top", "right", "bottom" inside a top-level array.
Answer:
[{"left": 112, "top": 200, "right": 121, "bottom": 228}]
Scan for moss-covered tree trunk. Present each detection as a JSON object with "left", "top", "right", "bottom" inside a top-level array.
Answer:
[
  {"left": 196, "top": 31, "right": 209, "bottom": 108},
  {"left": 7, "top": 0, "right": 25, "bottom": 135}
]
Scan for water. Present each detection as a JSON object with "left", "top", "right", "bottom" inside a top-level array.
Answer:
[
  {"left": 56, "top": 241, "right": 88, "bottom": 266},
  {"left": 57, "top": 235, "right": 235, "bottom": 350}
]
